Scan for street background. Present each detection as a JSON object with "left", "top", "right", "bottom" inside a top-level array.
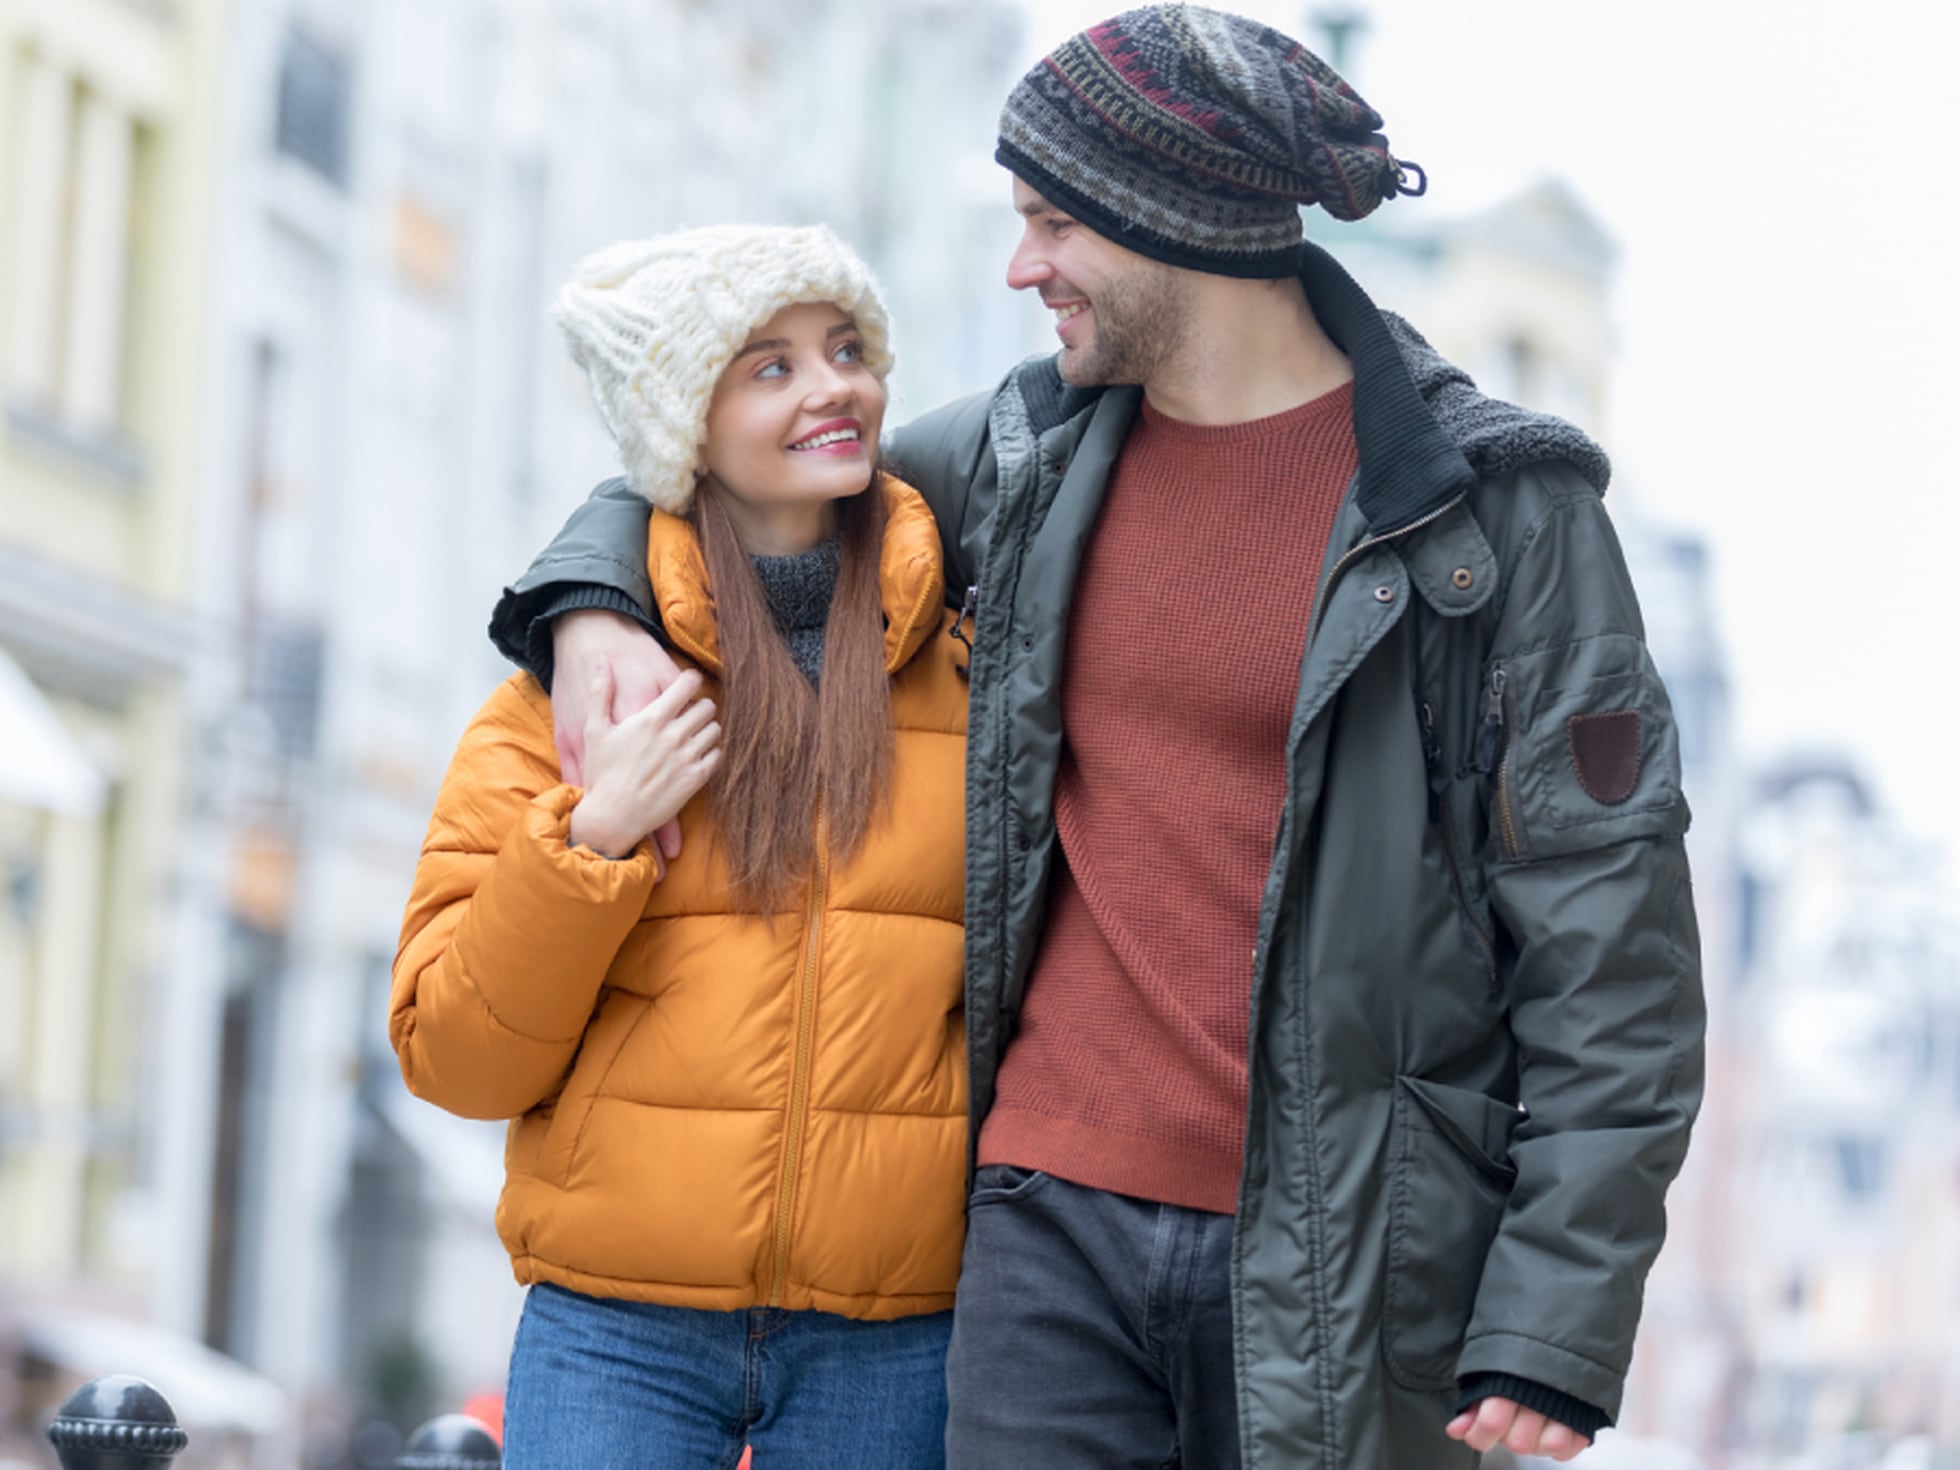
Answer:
[{"left": 2, "top": 0, "right": 1957, "bottom": 1466}]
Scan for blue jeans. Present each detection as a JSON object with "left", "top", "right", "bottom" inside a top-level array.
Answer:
[
  {"left": 502, "top": 1283, "right": 952, "bottom": 1469},
  {"left": 944, "top": 1166, "right": 1242, "bottom": 1470}
]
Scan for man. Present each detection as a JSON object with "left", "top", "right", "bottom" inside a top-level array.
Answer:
[{"left": 488, "top": 7, "right": 1704, "bottom": 1466}]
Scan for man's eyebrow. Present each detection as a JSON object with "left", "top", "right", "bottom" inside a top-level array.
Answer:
[{"left": 1017, "top": 194, "right": 1064, "bottom": 219}]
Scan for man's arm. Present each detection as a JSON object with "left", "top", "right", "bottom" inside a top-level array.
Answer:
[
  {"left": 884, "top": 387, "right": 997, "bottom": 599},
  {"left": 484, "top": 478, "right": 680, "bottom": 850},
  {"left": 1459, "top": 467, "right": 1707, "bottom": 1425},
  {"left": 487, "top": 476, "right": 658, "bottom": 682}
]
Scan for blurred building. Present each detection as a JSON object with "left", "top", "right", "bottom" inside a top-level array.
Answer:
[
  {"left": 0, "top": 0, "right": 296, "bottom": 1458},
  {"left": 1723, "top": 761, "right": 1960, "bottom": 1454}
]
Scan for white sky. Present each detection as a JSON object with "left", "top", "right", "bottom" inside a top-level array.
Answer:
[{"left": 1013, "top": 0, "right": 1960, "bottom": 840}]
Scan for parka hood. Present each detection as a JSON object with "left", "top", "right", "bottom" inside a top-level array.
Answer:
[{"left": 1380, "top": 310, "right": 1611, "bottom": 497}]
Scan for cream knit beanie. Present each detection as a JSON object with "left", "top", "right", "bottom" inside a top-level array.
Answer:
[{"left": 553, "top": 224, "right": 895, "bottom": 513}]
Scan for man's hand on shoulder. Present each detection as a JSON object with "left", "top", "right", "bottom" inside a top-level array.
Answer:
[
  {"left": 1448, "top": 1397, "right": 1591, "bottom": 1462},
  {"left": 552, "top": 609, "right": 687, "bottom": 860}
]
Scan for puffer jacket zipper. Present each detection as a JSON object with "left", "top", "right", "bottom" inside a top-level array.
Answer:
[{"left": 767, "top": 797, "right": 829, "bottom": 1305}]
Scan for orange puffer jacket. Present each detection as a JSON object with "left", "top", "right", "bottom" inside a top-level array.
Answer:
[{"left": 390, "top": 477, "right": 968, "bottom": 1321}]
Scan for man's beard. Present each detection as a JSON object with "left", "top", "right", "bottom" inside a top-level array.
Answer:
[{"left": 1058, "top": 264, "right": 1191, "bottom": 388}]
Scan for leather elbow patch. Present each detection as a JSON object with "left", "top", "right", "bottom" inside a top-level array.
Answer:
[{"left": 1567, "top": 710, "right": 1642, "bottom": 804}]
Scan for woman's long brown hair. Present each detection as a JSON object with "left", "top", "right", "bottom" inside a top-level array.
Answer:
[{"left": 693, "top": 478, "right": 894, "bottom": 917}]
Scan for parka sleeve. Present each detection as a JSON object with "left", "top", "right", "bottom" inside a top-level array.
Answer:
[
  {"left": 389, "top": 676, "right": 661, "bottom": 1120},
  {"left": 885, "top": 387, "right": 999, "bottom": 597},
  {"left": 486, "top": 476, "right": 658, "bottom": 671},
  {"left": 1459, "top": 470, "right": 1706, "bottom": 1421}
]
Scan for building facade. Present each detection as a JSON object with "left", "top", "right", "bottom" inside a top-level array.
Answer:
[{"left": 0, "top": 0, "right": 288, "bottom": 1456}]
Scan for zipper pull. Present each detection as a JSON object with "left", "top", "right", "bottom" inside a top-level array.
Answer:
[
  {"left": 949, "top": 584, "right": 977, "bottom": 678},
  {"left": 1479, "top": 666, "right": 1508, "bottom": 774},
  {"left": 950, "top": 584, "right": 977, "bottom": 652}
]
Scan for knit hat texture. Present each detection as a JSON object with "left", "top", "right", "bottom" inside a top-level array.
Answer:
[
  {"left": 553, "top": 224, "right": 894, "bottom": 513},
  {"left": 997, "top": 4, "right": 1421, "bottom": 278}
]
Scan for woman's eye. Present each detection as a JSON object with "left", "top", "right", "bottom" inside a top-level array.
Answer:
[
  {"left": 834, "top": 340, "right": 862, "bottom": 365},
  {"left": 756, "top": 358, "right": 789, "bottom": 380}
]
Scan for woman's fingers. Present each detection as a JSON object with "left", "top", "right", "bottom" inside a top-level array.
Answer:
[
  {"left": 647, "top": 666, "right": 704, "bottom": 716},
  {"left": 667, "top": 693, "right": 719, "bottom": 742},
  {"left": 680, "top": 720, "right": 722, "bottom": 764}
]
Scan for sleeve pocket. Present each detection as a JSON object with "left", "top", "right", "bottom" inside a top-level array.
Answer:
[{"left": 1493, "top": 637, "right": 1690, "bottom": 862}]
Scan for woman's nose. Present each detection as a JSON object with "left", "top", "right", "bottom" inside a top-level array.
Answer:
[{"left": 805, "top": 361, "right": 853, "bottom": 406}]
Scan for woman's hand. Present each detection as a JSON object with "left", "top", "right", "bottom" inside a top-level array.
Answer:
[
  {"left": 551, "top": 609, "right": 689, "bottom": 859},
  {"left": 567, "top": 665, "right": 721, "bottom": 859}
]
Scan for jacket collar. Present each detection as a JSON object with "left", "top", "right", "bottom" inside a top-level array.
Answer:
[
  {"left": 1297, "top": 242, "right": 1478, "bottom": 534},
  {"left": 646, "top": 474, "right": 947, "bottom": 677}
]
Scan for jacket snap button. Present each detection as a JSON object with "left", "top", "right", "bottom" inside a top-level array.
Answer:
[
  {"left": 1373, "top": 584, "right": 1395, "bottom": 603},
  {"left": 1451, "top": 567, "right": 1474, "bottom": 590}
]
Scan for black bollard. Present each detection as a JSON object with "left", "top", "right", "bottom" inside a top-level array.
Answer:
[
  {"left": 45, "top": 1375, "right": 188, "bottom": 1468},
  {"left": 395, "top": 1413, "right": 501, "bottom": 1469}
]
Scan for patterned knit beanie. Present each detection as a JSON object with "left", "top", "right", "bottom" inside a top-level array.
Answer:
[
  {"left": 552, "top": 224, "right": 894, "bottom": 513},
  {"left": 997, "top": 4, "right": 1423, "bottom": 278}
]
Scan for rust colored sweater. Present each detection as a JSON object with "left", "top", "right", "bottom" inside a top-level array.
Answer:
[{"left": 976, "top": 383, "right": 1358, "bottom": 1213}]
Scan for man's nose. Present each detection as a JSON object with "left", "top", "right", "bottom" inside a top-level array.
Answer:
[{"left": 1005, "top": 232, "right": 1051, "bottom": 292}]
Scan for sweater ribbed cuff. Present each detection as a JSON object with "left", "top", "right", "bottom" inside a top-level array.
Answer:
[
  {"left": 1456, "top": 1373, "right": 1610, "bottom": 1441},
  {"left": 522, "top": 584, "right": 660, "bottom": 694}
]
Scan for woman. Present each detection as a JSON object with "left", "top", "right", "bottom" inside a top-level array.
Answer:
[{"left": 389, "top": 225, "right": 969, "bottom": 1469}]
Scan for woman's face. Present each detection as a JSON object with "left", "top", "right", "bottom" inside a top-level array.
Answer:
[{"left": 700, "top": 302, "right": 885, "bottom": 533}]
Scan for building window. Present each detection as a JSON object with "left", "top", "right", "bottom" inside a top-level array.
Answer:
[
  {"left": 274, "top": 27, "right": 352, "bottom": 188},
  {"left": 1831, "top": 1134, "right": 1886, "bottom": 1204},
  {"left": 5, "top": 49, "right": 141, "bottom": 444}
]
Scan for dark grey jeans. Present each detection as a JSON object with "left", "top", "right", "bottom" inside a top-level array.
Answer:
[{"left": 944, "top": 1165, "right": 1242, "bottom": 1470}]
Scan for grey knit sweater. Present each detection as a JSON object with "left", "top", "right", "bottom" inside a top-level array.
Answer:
[{"left": 750, "top": 537, "right": 840, "bottom": 686}]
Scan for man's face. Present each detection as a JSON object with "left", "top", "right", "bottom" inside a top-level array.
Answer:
[{"left": 1006, "top": 178, "right": 1191, "bottom": 389}]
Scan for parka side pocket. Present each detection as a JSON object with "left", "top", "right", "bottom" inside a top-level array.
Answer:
[
  {"left": 1484, "top": 635, "right": 1689, "bottom": 864},
  {"left": 1381, "top": 1076, "right": 1521, "bottom": 1393},
  {"left": 535, "top": 989, "right": 650, "bottom": 1188}
]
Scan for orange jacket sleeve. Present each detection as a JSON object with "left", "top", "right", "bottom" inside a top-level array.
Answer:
[{"left": 389, "top": 675, "right": 660, "bottom": 1119}]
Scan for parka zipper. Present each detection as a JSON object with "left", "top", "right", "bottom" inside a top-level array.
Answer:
[
  {"left": 767, "top": 798, "right": 829, "bottom": 1306},
  {"left": 1482, "top": 667, "right": 1523, "bottom": 860},
  {"left": 1423, "top": 700, "right": 1498, "bottom": 990}
]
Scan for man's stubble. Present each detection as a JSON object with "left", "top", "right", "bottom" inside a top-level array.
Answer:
[{"left": 1058, "top": 261, "right": 1195, "bottom": 390}]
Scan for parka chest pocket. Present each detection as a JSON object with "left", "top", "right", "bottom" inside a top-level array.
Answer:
[
  {"left": 1483, "top": 635, "right": 1689, "bottom": 864},
  {"left": 1381, "top": 1075, "right": 1520, "bottom": 1393}
]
